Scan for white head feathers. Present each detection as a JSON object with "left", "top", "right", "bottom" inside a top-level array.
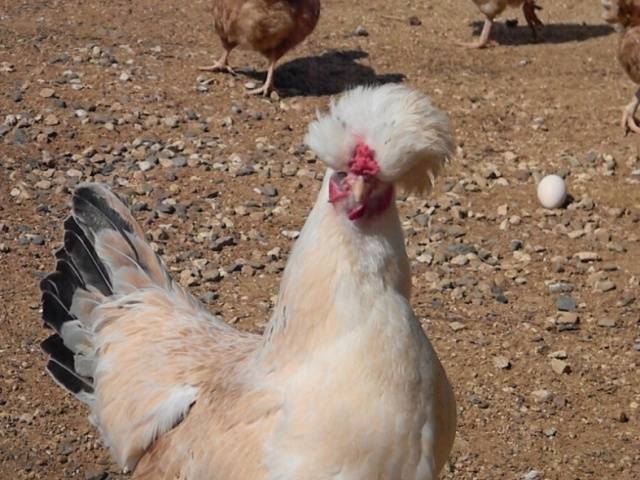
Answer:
[{"left": 305, "top": 84, "right": 454, "bottom": 194}]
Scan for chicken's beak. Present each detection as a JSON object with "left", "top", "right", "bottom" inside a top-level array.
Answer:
[{"left": 351, "top": 176, "right": 366, "bottom": 203}]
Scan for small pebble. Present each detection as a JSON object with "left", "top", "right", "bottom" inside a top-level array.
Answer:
[
  {"left": 551, "top": 358, "right": 571, "bottom": 375},
  {"left": 531, "top": 389, "right": 553, "bottom": 403},
  {"left": 597, "top": 318, "right": 617, "bottom": 328},
  {"left": 354, "top": 25, "right": 369, "bottom": 36},
  {"left": 493, "top": 356, "right": 511, "bottom": 369}
]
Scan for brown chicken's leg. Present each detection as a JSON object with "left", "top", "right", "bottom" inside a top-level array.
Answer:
[
  {"left": 458, "top": 18, "right": 493, "bottom": 49},
  {"left": 199, "top": 47, "right": 236, "bottom": 75},
  {"left": 246, "top": 61, "right": 276, "bottom": 96},
  {"left": 523, "top": 1, "right": 543, "bottom": 40},
  {"left": 621, "top": 89, "right": 640, "bottom": 135}
]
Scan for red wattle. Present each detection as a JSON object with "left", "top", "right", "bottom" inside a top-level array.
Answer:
[{"left": 347, "top": 204, "right": 366, "bottom": 220}]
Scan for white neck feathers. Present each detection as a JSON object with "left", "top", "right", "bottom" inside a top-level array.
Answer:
[{"left": 260, "top": 176, "right": 411, "bottom": 359}]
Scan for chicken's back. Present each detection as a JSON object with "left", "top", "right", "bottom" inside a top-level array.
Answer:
[
  {"left": 472, "top": 0, "right": 524, "bottom": 19},
  {"left": 213, "top": 0, "right": 319, "bottom": 60},
  {"left": 619, "top": 26, "right": 640, "bottom": 83}
]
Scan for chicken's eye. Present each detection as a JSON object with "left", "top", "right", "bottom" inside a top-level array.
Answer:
[{"left": 331, "top": 171, "right": 348, "bottom": 184}]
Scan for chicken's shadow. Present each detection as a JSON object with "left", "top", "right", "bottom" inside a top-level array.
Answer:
[
  {"left": 469, "top": 21, "right": 615, "bottom": 46},
  {"left": 241, "top": 50, "right": 405, "bottom": 97}
]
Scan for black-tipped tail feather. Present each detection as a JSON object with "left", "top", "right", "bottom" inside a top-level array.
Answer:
[
  {"left": 40, "top": 216, "right": 109, "bottom": 402},
  {"left": 39, "top": 183, "right": 151, "bottom": 404}
]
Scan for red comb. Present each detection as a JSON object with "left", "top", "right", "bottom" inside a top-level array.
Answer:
[{"left": 349, "top": 142, "right": 379, "bottom": 176}]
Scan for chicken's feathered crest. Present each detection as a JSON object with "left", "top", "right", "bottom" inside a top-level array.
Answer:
[{"left": 305, "top": 84, "right": 454, "bottom": 193}]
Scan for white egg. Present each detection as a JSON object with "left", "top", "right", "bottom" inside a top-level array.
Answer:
[{"left": 537, "top": 175, "right": 567, "bottom": 209}]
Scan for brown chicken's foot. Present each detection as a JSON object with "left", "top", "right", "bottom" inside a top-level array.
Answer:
[
  {"left": 457, "top": 39, "right": 494, "bottom": 49},
  {"left": 246, "top": 84, "right": 271, "bottom": 96},
  {"left": 621, "top": 92, "right": 640, "bottom": 135},
  {"left": 198, "top": 63, "right": 236, "bottom": 75},
  {"left": 245, "top": 62, "right": 275, "bottom": 96},
  {"left": 523, "top": 1, "right": 544, "bottom": 39},
  {"left": 199, "top": 50, "right": 236, "bottom": 75},
  {"left": 622, "top": 100, "right": 640, "bottom": 136},
  {"left": 458, "top": 18, "right": 493, "bottom": 49}
]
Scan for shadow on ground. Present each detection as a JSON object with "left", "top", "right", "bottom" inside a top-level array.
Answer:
[
  {"left": 467, "top": 21, "right": 615, "bottom": 46},
  {"left": 238, "top": 49, "right": 406, "bottom": 97}
]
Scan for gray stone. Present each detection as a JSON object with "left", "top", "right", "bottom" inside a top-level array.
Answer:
[
  {"left": 446, "top": 243, "right": 476, "bottom": 257},
  {"left": 491, "top": 284, "right": 508, "bottom": 304},
  {"left": 200, "top": 291, "right": 219, "bottom": 304},
  {"left": 260, "top": 185, "right": 278, "bottom": 197},
  {"left": 139, "top": 160, "right": 154, "bottom": 172},
  {"left": 510, "top": 239, "right": 523, "bottom": 251},
  {"left": 468, "top": 394, "right": 489, "bottom": 409},
  {"left": 414, "top": 213, "right": 430, "bottom": 227},
  {"left": 26, "top": 234, "right": 44, "bottom": 246},
  {"left": 14, "top": 129, "right": 27, "bottom": 144},
  {"left": 548, "top": 282, "right": 573, "bottom": 294},
  {"left": 156, "top": 203, "right": 175, "bottom": 214},
  {"left": 446, "top": 226, "right": 466, "bottom": 238},
  {"left": 556, "top": 296, "right": 576, "bottom": 312}
]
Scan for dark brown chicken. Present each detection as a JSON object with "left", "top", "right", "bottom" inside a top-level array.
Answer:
[
  {"left": 200, "top": 0, "right": 320, "bottom": 95},
  {"left": 602, "top": 0, "right": 640, "bottom": 134}
]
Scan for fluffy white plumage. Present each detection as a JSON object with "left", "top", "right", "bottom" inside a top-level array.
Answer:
[{"left": 305, "top": 84, "right": 454, "bottom": 193}]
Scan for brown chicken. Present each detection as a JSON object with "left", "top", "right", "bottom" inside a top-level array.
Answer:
[
  {"left": 602, "top": 0, "right": 640, "bottom": 134},
  {"left": 461, "top": 0, "right": 543, "bottom": 48},
  {"left": 200, "top": 0, "right": 320, "bottom": 95}
]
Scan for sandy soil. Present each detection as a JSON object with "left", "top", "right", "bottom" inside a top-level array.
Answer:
[{"left": 0, "top": 1, "right": 638, "bottom": 479}]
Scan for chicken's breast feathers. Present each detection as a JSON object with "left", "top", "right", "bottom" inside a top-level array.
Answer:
[{"left": 619, "top": 25, "right": 640, "bottom": 82}]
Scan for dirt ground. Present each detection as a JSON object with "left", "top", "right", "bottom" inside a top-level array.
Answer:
[{"left": 0, "top": 0, "right": 639, "bottom": 479}]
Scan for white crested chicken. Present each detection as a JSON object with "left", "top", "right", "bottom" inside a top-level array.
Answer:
[
  {"left": 461, "top": 0, "right": 543, "bottom": 48},
  {"left": 199, "top": 0, "right": 320, "bottom": 95},
  {"left": 602, "top": 0, "right": 640, "bottom": 134},
  {"left": 39, "top": 84, "right": 456, "bottom": 479}
]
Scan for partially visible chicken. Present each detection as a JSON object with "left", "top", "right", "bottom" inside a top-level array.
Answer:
[
  {"left": 602, "top": 0, "right": 640, "bottom": 134},
  {"left": 200, "top": 0, "right": 320, "bottom": 95},
  {"left": 461, "top": 0, "right": 543, "bottom": 48},
  {"left": 38, "top": 84, "right": 457, "bottom": 479}
]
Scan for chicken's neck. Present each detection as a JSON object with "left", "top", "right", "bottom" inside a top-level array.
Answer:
[{"left": 259, "top": 177, "right": 412, "bottom": 362}]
